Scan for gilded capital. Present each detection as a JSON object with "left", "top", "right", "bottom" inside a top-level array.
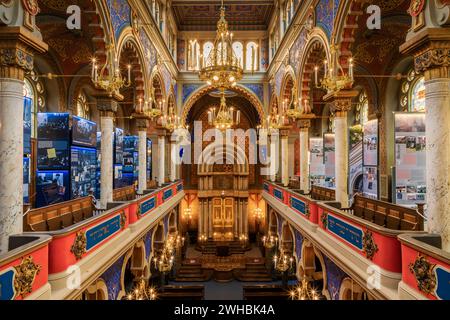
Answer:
[
  {"left": 134, "top": 114, "right": 150, "bottom": 130},
  {"left": 297, "top": 119, "right": 311, "bottom": 129}
]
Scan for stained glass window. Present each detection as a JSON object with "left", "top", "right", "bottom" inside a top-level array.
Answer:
[
  {"left": 232, "top": 42, "right": 243, "bottom": 68},
  {"left": 410, "top": 77, "right": 426, "bottom": 112},
  {"left": 245, "top": 42, "right": 258, "bottom": 71},
  {"left": 76, "top": 92, "right": 90, "bottom": 119}
]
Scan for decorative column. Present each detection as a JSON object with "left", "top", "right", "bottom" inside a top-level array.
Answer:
[
  {"left": 149, "top": 134, "right": 158, "bottom": 182},
  {"left": 298, "top": 119, "right": 311, "bottom": 193},
  {"left": 324, "top": 91, "right": 358, "bottom": 208},
  {"left": 280, "top": 129, "right": 290, "bottom": 187},
  {"left": 158, "top": 132, "right": 166, "bottom": 186},
  {"left": 0, "top": 7, "right": 47, "bottom": 253},
  {"left": 401, "top": 26, "right": 450, "bottom": 250},
  {"left": 98, "top": 99, "right": 118, "bottom": 208},
  {"left": 170, "top": 138, "right": 177, "bottom": 182},
  {"left": 269, "top": 130, "right": 279, "bottom": 182},
  {"left": 135, "top": 115, "right": 148, "bottom": 194}
]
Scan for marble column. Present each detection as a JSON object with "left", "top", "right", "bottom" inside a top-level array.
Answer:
[
  {"left": 324, "top": 91, "right": 358, "bottom": 208},
  {"left": 0, "top": 12, "right": 47, "bottom": 253},
  {"left": 98, "top": 106, "right": 116, "bottom": 209},
  {"left": 269, "top": 130, "right": 279, "bottom": 182},
  {"left": 149, "top": 134, "right": 158, "bottom": 182},
  {"left": 158, "top": 134, "right": 165, "bottom": 186},
  {"left": 280, "top": 129, "right": 289, "bottom": 187},
  {"left": 299, "top": 120, "right": 311, "bottom": 193},
  {"left": 400, "top": 25, "right": 450, "bottom": 249},
  {"left": 288, "top": 135, "right": 296, "bottom": 179},
  {"left": 170, "top": 140, "right": 177, "bottom": 182}
]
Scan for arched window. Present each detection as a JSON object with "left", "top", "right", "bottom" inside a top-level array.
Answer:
[
  {"left": 75, "top": 92, "right": 90, "bottom": 119},
  {"left": 203, "top": 41, "right": 214, "bottom": 62},
  {"left": 356, "top": 91, "right": 369, "bottom": 125},
  {"left": 245, "top": 42, "right": 258, "bottom": 71},
  {"left": 400, "top": 69, "right": 426, "bottom": 112},
  {"left": 23, "top": 73, "right": 44, "bottom": 138},
  {"left": 232, "top": 42, "right": 243, "bottom": 68}
]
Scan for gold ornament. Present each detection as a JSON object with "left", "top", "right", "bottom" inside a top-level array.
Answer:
[
  {"left": 13, "top": 256, "right": 41, "bottom": 298},
  {"left": 71, "top": 231, "right": 87, "bottom": 260}
]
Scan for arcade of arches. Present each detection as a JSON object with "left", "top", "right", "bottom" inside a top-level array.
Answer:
[{"left": 0, "top": 0, "right": 449, "bottom": 302}]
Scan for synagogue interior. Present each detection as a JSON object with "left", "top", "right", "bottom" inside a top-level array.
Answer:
[{"left": 0, "top": 0, "right": 449, "bottom": 302}]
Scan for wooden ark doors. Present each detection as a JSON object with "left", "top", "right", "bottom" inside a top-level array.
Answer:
[{"left": 212, "top": 197, "right": 234, "bottom": 241}]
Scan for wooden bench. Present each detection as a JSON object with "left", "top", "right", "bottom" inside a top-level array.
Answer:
[
  {"left": 112, "top": 185, "right": 136, "bottom": 202},
  {"left": 343, "top": 194, "right": 424, "bottom": 231},
  {"left": 243, "top": 285, "right": 291, "bottom": 300},
  {"left": 147, "top": 180, "right": 157, "bottom": 189},
  {"left": 310, "top": 185, "right": 336, "bottom": 201},
  {"left": 158, "top": 285, "right": 205, "bottom": 300},
  {"left": 24, "top": 197, "right": 97, "bottom": 232}
]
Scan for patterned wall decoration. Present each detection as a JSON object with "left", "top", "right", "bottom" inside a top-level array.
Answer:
[
  {"left": 182, "top": 84, "right": 202, "bottom": 104},
  {"left": 274, "top": 64, "right": 285, "bottom": 97},
  {"left": 260, "top": 38, "right": 269, "bottom": 70},
  {"left": 294, "top": 229, "right": 303, "bottom": 261},
  {"left": 107, "top": 0, "right": 131, "bottom": 40},
  {"left": 100, "top": 255, "right": 125, "bottom": 300},
  {"left": 144, "top": 228, "right": 153, "bottom": 260},
  {"left": 242, "top": 84, "right": 264, "bottom": 103},
  {"left": 289, "top": 29, "right": 308, "bottom": 75},
  {"left": 323, "top": 255, "right": 348, "bottom": 300},
  {"left": 177, "top": 39, "right": 186, "bottom": 70},
  {"left": 315, "top": 0, "right": 340, "bottom": 40},
  {"left": 161, "top": 63, "right": 172, "bottom": 97},
  {"left": 139, "top": 29, "right": 158, "bottom": 78}
]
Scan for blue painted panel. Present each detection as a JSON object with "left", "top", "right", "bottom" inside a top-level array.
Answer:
[
  {"left": 163, "top": 188, "right": 173, "bottom": 200},
  {"left": 291, "top": 196, "right": 306, "bottom": 215},
  {"left": 177, "top": 183, "right": 183, "bottom": 192},
  {"left": 263, "top": 183, "right": 269, "bottom": 192},
  {"left": 86, "top": 214, "right": 122, "bottom": 251},
  {"left": 435, "top": 266, "right": 450, "bottom": 300},
  {"left": 140, "top": 196, "right": 156, "bottom": 216},
  {"left": 327, "top": 214, "right": 363, "bottom": 250},
  {"left": 0, "top": 268, "right": 16, "bottom": 300},
  {"left": 274, "top": 189, "right": 283, "bottom": 201}
]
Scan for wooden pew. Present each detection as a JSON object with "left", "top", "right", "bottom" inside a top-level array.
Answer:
[
  {"left": 310, "top": 185, "right": 336, "bottom": 201},
  {"left": 158, "top": 285, "right": 205, "bottom": 300},
  {"left": 24, "top": 197, "right": 99, "bottom": 232},
  {"left": 112, "top": 185, "right": 136, "bottom": 202},
  {"left": 345, "top": 194, "right": 424, "bottom": 231},
  {"left": 243, "top": 285, "right": 291, "bottom": 300}
]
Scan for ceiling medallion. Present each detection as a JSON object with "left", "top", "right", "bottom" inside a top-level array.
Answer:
[
  {"left": 362, "top": 230, "right": 378, "bottom": 260},
  {"left": 71, "top": 231, "right": 87, "bottom": 260},
  {"left": 409, "top": 254, "right": 437, "bottom": 295},
  {"left": 22, "top": 0, "right": 40, "bottom": 16},
  {"left": 13, "top": 255, "right": 41, "bottom": 298}
]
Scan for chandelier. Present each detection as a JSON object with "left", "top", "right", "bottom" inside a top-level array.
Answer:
[
  {"left": 273, "top": 248, "right": 294, "bottom": 273},
  {"left": 289, "top": 277, "right": 320, "bottom": 300},
  {"left": 183, "top": 207, "right": 192, "bottom": 220},
  {"left": 160, "top": 105, "right": 185, "bottom": 132},
  {"left": 262, "top": 233, "right": 278, "bottom": 249},
  {"left": 207, "top": 92, "right": 240, "bottom": 130},
  {"left": 140, "top": 86, "right": 162, "bottom": 119},
  {"left": 91, "top": 42, "right": 131, "bottom": 97},
  {"left": 152, "top": 236, "right": 180, "bottom": 273},
  {"left": 314, "top": 42, "right": 354, "bottom": 93},
  {"left": 198, "top": 2, "right": 243, "bottom": 90},
  {"left": 126, "top": 278, "right": 157, "bottom": 300},
  {"left": 265, "top": 103, "right": 287, "bottom": 130},
  {"left": 253, "top": 207, "right": 263, "bottom": 220}
]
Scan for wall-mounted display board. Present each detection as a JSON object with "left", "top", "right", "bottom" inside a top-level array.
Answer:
[
  {"left": 23, "top": 157, "right": 30, "bottom": 203},
  {"left": 71, "top": 146, "right": 97, "bottom": 198},
  {"left": 362, "top": 119, "right": 379, "bottom": 199},
  {"left": 309, "top": 137, "right": 325, "bottom": 186},
  {"left": 37, "top": 113, "right": 70, "bottom": 170},
  {"left": 394, "top": 112, "right": 426, "bottom": 205},
  {"left": 114, "top": 128, "right": 124, "bottom": 165},
  {"left": 36, "top": 170, "right": 70, "bottom": 207},
  {"left": 323, "top": 133, "right": 335, "bottom": 188},
  {"left": 147, "top": 139, "right": 152, "bottom": 179},
  {"left": 72, "top": 116, "right": 97, "bottom": 148},
  {"left": 123, "top": 136, "right": 138, "bottom": 173},
  {"left": 23, "top": 97, "right": 32, "bottom": 155},
  {"left": 95, "top": 132, "right": 101, "bottom": 199},
  {"left": 349, "top": 125, "right": 363, "bottom": 196}
]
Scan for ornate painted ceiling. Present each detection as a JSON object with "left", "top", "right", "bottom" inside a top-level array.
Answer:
[{"left": 172, "top": 0, "right": 274, "bottom": 31}]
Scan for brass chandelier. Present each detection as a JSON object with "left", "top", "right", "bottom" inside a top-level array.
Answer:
[
  {"left": 126, "top": 278, "right": 157, "bottom": 300},
  {"left": 314, "top": 42, "right": 354, "bottom": 93},
  {"left": 273, "top": 248, "right": 294, "bottom": 273},
  {"left": 207, "top": 92, "right": 241, "bottom": 130},
  {"left": 289, "top": 277, "right": 320, "bottom": 300},
  {"left": 91, "top": 44, "right": 131, "bottom": 97},
  {"left": 262, "top": 232, "right": 278, "bottom": 249},
  {"left": 140, "top": 86, "right": 162, "bottom": 120},
  {"left": 198, "top": 2, "right": 243, "bottom": 90}
]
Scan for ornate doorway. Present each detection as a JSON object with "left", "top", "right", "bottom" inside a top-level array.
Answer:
[{"left": 212, "top": 197, "right": 234, "bottom": 240}]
